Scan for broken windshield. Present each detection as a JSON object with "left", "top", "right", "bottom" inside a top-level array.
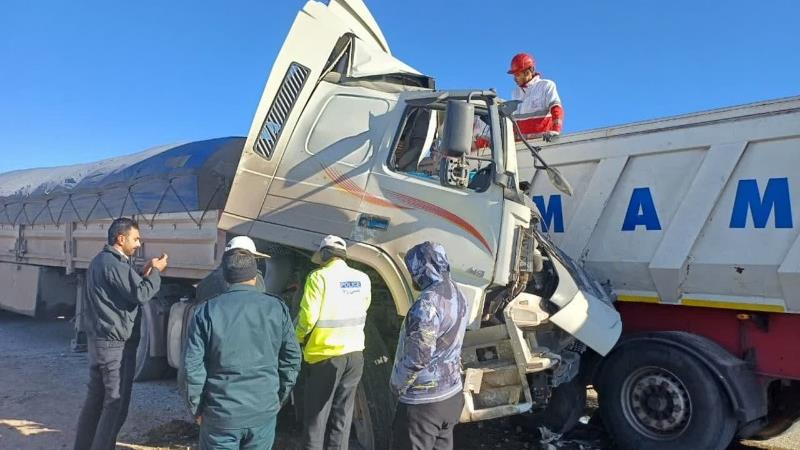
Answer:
[{"left": 389, "top": 104, "right": 498, "bottom": 192}]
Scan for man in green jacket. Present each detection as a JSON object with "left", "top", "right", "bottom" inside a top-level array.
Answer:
[{"left": 184, "top": 248, "right": 302, "bottom": 449}]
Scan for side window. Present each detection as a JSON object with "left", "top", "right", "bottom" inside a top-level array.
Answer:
[
  {"left": 307, "top": 94, "right": 390, "bottom": 166},
  {"left": 389, "top": 107, "right": 494, "bottom": 191}
]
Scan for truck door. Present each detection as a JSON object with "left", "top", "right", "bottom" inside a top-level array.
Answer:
[
  {"left": 259, "top": 84, "right": 395, "bottom": 238},
  {"left": 360, "top": 105, "right": 504, "bottom": 323}
]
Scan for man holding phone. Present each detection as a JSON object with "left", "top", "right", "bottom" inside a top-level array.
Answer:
[{"left": 74, "top": 217, "right": 168, "bottom": 450}]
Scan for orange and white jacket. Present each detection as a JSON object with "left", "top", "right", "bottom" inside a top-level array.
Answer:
[{"left": 511, "top": 74, "right": 564, "bottom": 139}]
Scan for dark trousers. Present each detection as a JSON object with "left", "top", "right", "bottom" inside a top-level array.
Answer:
[
  {"left": 74, "top": 338, "right": 137, "bottom": 450},
  {"left": 301, "top": 351, "right": 364, "bottom": 450},
  {"left": 199, "top": 415, "right": 277, "bottom": 450},
  {"left": 392, "top": 393, "right": 465, "bottom": 450}
]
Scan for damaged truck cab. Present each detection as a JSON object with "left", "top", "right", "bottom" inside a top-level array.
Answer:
[{"left": 218, "top": 0, "right": 621, "bottom": 443}]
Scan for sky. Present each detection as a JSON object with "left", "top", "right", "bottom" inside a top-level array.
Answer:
[{"left": 1, "top": 0, "right": 798, "bottom": 173}]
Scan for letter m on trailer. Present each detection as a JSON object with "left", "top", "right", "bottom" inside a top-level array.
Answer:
[
  {"left": 729, "top": 178, "right": 793, "bottom": 229},
  {"left": 532, "top": 195, "right": 564, "bottom": 232}
]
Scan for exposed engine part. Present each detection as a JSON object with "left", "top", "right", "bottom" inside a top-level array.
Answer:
[
  {"left": 567, "top": 340, "right": 587, "bottom": 355},
  {"left": 528, "top": 372, "right": 552, "bottom": 408},
  {"left": 481, "top": 286, "right": 512, "bottom": 324},
  {"left": 526, "top": 322, "right": 577, "bottom": 357},
  {"left": 550, "top": 350, "right": 581, "bottom": 388},
  {"left": 482, "top": 226, "right": 550, "bottom": 325},
  {"left": 518, "top": 226, "right": 544, "bottom": 275},
  {"left": 528, "top": 261, "right": 559, "bottom": 313}
]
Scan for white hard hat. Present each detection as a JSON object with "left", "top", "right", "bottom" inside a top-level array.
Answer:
[
  {"left": 224, "top": 236, "right": 270, "bottom": 258},
  {"left": 311, "top": 234, "right": 347, "bottom": 264}
]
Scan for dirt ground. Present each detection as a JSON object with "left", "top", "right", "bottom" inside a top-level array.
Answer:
[{"left": 1, "top": 311, "right": 797, "bottom": 450}]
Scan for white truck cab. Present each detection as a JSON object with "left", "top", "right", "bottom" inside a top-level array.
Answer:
[{"left": 218, "top": 0, "right": 621, "bottom": 445}]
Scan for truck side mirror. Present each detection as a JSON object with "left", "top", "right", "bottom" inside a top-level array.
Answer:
[{"left": 441, "top": 100, "right": 474, "bottom": 157}]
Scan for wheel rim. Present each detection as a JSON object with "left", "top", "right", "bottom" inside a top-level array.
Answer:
[{"left": 620, "top": 366, "right": 692, "bottom": 440}]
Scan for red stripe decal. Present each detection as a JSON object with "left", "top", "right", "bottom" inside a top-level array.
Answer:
[
  {"left": 386, "top": 190, "right": 492, "bottom": 253},
  {"left": 323, "top": 166, "right": 409, "bottom": 210},
  {"left": 321, "top": 165, "right": 491, "bottom": 253}
]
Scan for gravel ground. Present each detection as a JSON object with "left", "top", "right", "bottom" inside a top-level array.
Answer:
[{"left": 0, "top": 311, "right": 797, "bottom": 450}]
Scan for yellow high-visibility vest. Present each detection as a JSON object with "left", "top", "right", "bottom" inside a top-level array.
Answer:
[{"left": 295, "top": 259, "right": 371, "bottom": 363}]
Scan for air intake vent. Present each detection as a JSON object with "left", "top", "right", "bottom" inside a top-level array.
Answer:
[{"left": 253, "top": 63, "right": 311, "bottom": 160}]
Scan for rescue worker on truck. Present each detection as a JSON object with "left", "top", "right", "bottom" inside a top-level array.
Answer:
[
  {"left": 390, "top": 242, "right": 468, "bottom": 450},
  {"left": 508, "top": 52, "right": 564, "bottom": 142},
  {"left": 74, "top": 218, "right": 168, "bottom": 450},
  {"left": 183, "top": 247, "right": 301, "bottom": 450},
  {"left": 295, "top": 235, "right": 372, "bottom": 450}
]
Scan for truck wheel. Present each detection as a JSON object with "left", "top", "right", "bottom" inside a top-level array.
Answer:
[
  {"left": 596, "top": 341, "right": 736, "bottom": 450},
  {"left": 134, "top": 302, "right": 173, "bottom": 381},
  {"left": 291, "top": 322, "right": 394, "bottom": 450},
  {"left": 351, "top": 321, "right": 395, "bottom": 449},
  {"left": 525, "top": 376, "right": 587, "bottom": 434}
]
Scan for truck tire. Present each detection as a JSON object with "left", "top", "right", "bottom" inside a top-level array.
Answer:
[
  {"left": 525, "top": 376, "right": 587, "bottom": 434},
  {"left": 291, "top": 321, "right": 394, "bottom": 449},
  {"left": 351, "top": 321, "right": 396, "bottom": 449},
  {"left": 596, "top": 341, "right": 737, "bottom": 450},
  {"left": 134, "top": 302, "right": 173, "bottom": 381}
]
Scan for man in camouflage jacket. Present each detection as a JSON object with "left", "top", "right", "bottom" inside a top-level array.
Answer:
[{"left": 390, "top": 241, "right": 468, "bottom": 450}]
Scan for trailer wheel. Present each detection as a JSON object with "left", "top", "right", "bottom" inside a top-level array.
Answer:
[
  {"left": 134, "top": 302, "right": 173, "bottom": 381},
  {"left": 596, "top": 341, "right": 736, "bottom": 450},
  {"left": 175, "top": 301, "right": 199, "bottom": 397}
]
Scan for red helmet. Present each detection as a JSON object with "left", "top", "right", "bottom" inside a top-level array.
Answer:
[{"left": 507, "top": 53, "right": 535, "bottom": 75}]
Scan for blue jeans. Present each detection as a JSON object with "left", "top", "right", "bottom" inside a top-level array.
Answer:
[{"left": 199, "top": 415, "right": 277, "bottom": 450}]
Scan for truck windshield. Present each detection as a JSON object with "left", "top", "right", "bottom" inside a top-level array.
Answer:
[{"left": 389, "top": 105, "right": 495, "bottom": 192}]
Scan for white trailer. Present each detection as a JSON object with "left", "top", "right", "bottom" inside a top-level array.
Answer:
[
  {"left": 520, "top": 96, "right": 800, "bottom": 448},
  {"left": 0, "top": 138, "right": 241, "bottom": 378}
]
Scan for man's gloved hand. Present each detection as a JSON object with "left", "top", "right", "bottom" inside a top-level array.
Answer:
[{"left": 542, "top": 131, "right": 560, "bottom": 142}]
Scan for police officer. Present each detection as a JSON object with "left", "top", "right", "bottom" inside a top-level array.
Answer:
[
  {"left": 184, "top": 247, "right": 301, "bottom": 449},
  {"left": 296, "top": 235, "right": 371, "bottom": 450},
  {"left": 74, "top": 217, "right": 168, "bottom": 450}
]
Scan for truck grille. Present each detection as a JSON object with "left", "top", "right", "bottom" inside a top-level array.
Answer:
[{"left": 253, "top": 62, "right": 311, "bottom": 160}]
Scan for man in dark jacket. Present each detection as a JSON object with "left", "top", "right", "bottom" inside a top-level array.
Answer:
[
  {"left": 184, "top": 248, "right": 302, "bottom": 449},
  {"left": 195, "top": 236, "right": 268, "bottom": 302},
  {"left": 390, "top": 242, "right": 468, "bottom": 450},
  {"left": 74, "top": 218, "right": 168, "bottom": 450}
]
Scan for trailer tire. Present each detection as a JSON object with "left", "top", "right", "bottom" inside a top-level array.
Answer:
[
  {"left": 134, "top": 303, "right": 173, "bottom": 381},
  {"left": 176, "top": 302, "right": 199, "bottom": 397},
  {"left": 596, "top": 341, "right": 736, "bottom": 450}
]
